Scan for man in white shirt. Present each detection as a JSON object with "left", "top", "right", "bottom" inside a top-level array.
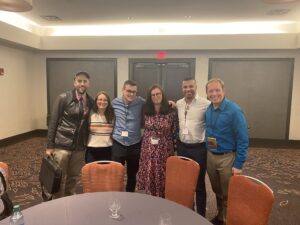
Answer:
[{"left": 176, "top": 78, "right": 210, "bottom": 216}]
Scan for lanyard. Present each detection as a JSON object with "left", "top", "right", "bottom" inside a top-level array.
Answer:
[
  {"left": 184, "top": 104, "right": 189, "bottom": 126},
  {"left": 122, "top": 99, "right": 129, "bottom": 124}
]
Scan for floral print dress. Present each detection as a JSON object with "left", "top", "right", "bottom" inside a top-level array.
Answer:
[{"left": 137, "top": 110, "right": 178, "bottom": 197}]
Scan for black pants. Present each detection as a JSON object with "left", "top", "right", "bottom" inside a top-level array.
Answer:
[
  {"left": 112, "top": 140, "right": 141, "bottom": 192},
  {"left": 177, "top": 141, "right": 207, "bottom": 217},
  {"left": 85, "top": 146, "right": 112, "bottom": 163}
]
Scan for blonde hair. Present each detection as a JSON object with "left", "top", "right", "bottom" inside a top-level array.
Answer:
[{"left": 206, "top": 78, "right": 225, "bottom": 92}]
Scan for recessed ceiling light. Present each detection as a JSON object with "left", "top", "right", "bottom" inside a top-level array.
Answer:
[
  {"left": 267, "top": 9, "right": 290, "bottom": 15},
  {"left": 185, "top": 16, "right": 192, "bottom": 19},
  {"left": 40, "top": 15, "right": 62, "bottom": 21}
]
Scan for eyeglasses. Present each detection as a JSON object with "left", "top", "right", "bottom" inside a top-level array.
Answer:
[
  {"left": 151, "top": 92, "right": 162, "bottom": 97},
  {"left": 125, "top": 90, "right": 137, "bottom": 95}
]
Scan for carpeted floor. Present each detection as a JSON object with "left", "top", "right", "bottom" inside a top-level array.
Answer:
[{"left": 0, "top": 136, "right": 299, "bottom": 225}]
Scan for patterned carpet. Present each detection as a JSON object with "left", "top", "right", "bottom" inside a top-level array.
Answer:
[{"left": 0, "top": 136, "right": 299, "bottom": 225}]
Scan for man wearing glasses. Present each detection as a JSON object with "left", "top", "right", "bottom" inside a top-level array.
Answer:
[{"left": 111, "top": 80, "right": 144, "bottom": 192}]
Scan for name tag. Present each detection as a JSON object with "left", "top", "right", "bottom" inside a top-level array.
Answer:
[
  {"left": 151, "top": 138, "right": 159, "bottom": 145},
  {"left": 182, "top": 127, "right": 189, "bottom": 135},
  {"left": 121, "top": 131, "right": 129, "bottom": 137}
]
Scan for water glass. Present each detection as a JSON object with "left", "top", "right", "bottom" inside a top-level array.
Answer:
[
  {"left": 159, "top": 213, "right": 172, "bottom": 225},
  {"left": 108, "top": 198, "right": 121, "bottom": 219}
]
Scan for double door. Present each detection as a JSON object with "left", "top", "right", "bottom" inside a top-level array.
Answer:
[
  {"left": 209, "top": 58, "right": 294, "bottom": 140},
  {"left": 129, "top": 59, "right": 195, "bottom": 101}
]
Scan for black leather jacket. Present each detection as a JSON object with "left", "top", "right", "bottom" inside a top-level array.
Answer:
[{"left": 47, "top": 89, "right": 94, "bottom": 151}]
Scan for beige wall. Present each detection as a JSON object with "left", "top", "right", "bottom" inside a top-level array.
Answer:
[
  {"left": 0, "top": 45, "right": 299, "bottom": 140},
  {"left": 0, "top": 45, "right": 38, "bottom": 138}
]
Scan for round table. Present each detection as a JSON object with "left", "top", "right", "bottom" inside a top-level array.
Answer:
[{"left": 3, "top": 192, "right": 212, "bottom": 225}]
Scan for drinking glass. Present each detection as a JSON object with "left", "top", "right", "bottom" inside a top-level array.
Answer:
[
  {"left": 108, "top": 198, "right": 121, "bottom": 219},
  {"left": 159, "top": 213, "right": 172, "bottom": 225}
]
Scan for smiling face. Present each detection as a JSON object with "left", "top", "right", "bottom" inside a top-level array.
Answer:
[
  {"left": 73, "top": 74, "right": 90, "bottom": 95},
  {"left": 96, "top": 93, "right": 108, "bottom": 112},
  {"left": 122, "top": 84, "right": 137, "bottom": 104},
  {"left": 206, "top": 80, "right": 225, "bottom": 108},
  {"left": 182, "top": 79, "right": 197, "bottom": 102},
  {"left": 151, "top": 87, "right": 163, "bottom": 105}
]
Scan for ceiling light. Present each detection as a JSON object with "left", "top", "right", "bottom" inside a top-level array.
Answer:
[
  {"left": 40, "top": 15, "right": 62, "bottom": 21},
  {"left": 263, "top": 0, "right": 300, "bottom": 3},
  {"left": 0, "top": 0, "right": 32, "bottom": 12},
  {"left": 266, "top": 9, "right": 290, "bottom": 15},
  {"left": 46, "top": 22, "right": 294, "bottom": 36}
]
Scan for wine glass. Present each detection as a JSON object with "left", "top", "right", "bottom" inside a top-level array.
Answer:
[
  {"left": 108, "top": 198, "right": 121, "bottom": 219},
  {"left": 159, "top": 213, "right": 172, "bottom": 225}
]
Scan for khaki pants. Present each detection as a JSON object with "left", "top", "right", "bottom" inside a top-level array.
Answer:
[
  {"left": 207, "top": 152, "right": 235, "bottom": 224},
  {"left": 53, "top": 149, "right": 85, "bottom": 199}
]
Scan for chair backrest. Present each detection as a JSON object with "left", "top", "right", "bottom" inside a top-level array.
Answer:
[
  {"left": 81, "top": 161, "right": 125, "bottom": 193},
  {"left": 0, "top": 162, "right": 13, "bottom": 220},
  {"left": 0, "top": 162, "right": 8, "bottom": 181},
  {"left": 0, "top": 162, "right": 8, "bottom": 179},
  {"left": 227, "top": 175, "right": 274, "bottom": 225},
  {"left": 0, "top": 162, "right": 9, "bottom": 194},
  {"left": 165, "top": 156, "right": 200, "bottom": 209}
]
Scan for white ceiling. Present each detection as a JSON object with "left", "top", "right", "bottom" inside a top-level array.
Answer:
[
  {"left": 19, "top": 0, "right": 300, "bottom": 26},
  {"left": 2, "top": 0, "right": 300, "bottom": 50}
]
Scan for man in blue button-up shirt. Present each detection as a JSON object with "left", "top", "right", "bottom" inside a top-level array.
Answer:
[
  {"left": 111, "top": 80, "right": 145, "bottom": 192},
  {"left": 205, "top": 78, "right": 249, "bottom": 225}
]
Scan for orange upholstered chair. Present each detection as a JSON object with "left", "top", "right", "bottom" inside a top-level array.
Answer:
[
  {"left": 165, "top": 156, "right": 200, "bottom": 209},
  {"left": 227, "top": 175, "right": 274, "bottom": 225},
  {"left": 0, "top": 162, "right": 9, "bottom": 179},
  {"left": 81, "top": 161, "right": 125, "bottom": 193}
]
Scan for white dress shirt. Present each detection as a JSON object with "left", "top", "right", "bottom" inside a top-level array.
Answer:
[{"left": 176, "top": 95, "right": 210, "bottom": 144}]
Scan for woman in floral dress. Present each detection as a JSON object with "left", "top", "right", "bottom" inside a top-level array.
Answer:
[{"left": 137, "top": 84, "right": 178, "bottom": 197}]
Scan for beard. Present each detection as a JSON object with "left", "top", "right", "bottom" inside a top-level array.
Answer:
[{"left": 77, "top": 87, "right": 86, "bottom": 94}]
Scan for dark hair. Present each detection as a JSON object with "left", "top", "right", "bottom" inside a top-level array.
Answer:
[
  {"left": 74, "top": 71, "right": 90, "bottom": 79},
  {"left": 123, "top": 80, "right": 137, "bottom": 88},
  {"left": 183, "top": 77, "right": 195, "bottom": 82},
  {"left": 92, "top": 91, "right": 114, "bottom": 123},
  {"left": 143, "top": 84, "right": 170, "bottom": 116}
]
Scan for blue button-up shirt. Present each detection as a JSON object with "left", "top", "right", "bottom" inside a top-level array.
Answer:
[
  {"left": 205, "top": 97, "right": 249, "bottom": 169},
  {"left": 112, "top": 96, "right": 145, "bottom": 146}
]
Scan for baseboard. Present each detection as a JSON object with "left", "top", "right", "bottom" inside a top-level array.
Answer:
[
  {"left": 0, "top": 129, "right": 47, "bottom": 148},
  {"left": 250, "top": 138, "right": 300, "bottom": 149}
]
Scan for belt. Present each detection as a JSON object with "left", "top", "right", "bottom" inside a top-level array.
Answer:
[
  {"left": 209, "top": 151, "right": 235, "bottom": 155},
  {"left": 178, "top": 140, "right": 205, "bottom": 148},
  {"left": 113, "top": 140, "right": 141, "bottom": 148}
]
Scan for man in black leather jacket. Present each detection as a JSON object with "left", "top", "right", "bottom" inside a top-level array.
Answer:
[{"left": 46, "top": 71, "right": 93, "bottom": 198}]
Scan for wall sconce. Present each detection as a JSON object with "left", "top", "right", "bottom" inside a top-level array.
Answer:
[{"left": 0, "top": 0, "right": 32, "bottom": 12}]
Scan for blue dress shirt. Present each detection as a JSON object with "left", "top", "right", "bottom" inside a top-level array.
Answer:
[
  {"left": 112, "top": 96, "right": 145, "bottom": 146},
  {"left": 205, "top": 97, "right": 249, "bottom": 169}
]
